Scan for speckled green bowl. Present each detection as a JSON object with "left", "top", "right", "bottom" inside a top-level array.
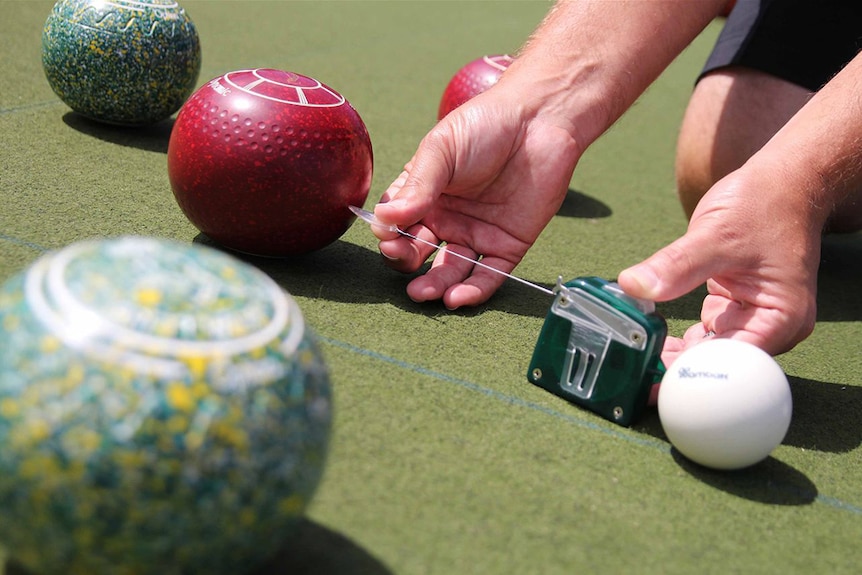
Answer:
[
  {"left": 42, "top": 0, "right": 201, "bottom": 126},
  {"left": 0, "top": 237, "right": 332, "bottom": 575}
]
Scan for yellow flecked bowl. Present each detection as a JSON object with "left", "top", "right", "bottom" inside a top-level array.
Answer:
[
  {"left": 41, "top": 0, "right": 201, "bottom": 126},
  {"left": 0, "top": 236, "right": 332, "bottom": 575}
]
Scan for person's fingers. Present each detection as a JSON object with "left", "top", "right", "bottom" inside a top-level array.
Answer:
[
  {"left": 404, "top": 246, "right": 511, "bottom": 308},
  {"left": 698, "top": 291, "right": 794, "bottom": 355},
  {"left": 659, "top": 335, "right": 687, "bottom": 370},
  {"left": 652, "top": 331, "right": 709, "bottom": 406},
  {"left": 680, "top": 320, "right": 714, "bottom": 346},
  {"left": 648, "top": 382, "right": 661, "bottom": 408},
  {"left": 405, "top": 243, "right": 480, "bottom": 304},
  {"left": 441, "top": 255, "right": 511, "bottom": 308},
  {"left": 369, "top": 168, "right": 411, "bottom": 242},
  {"left": 378, "top": 224, "right": 440, "bottom": 274},
  {"left": 379, "top": 166, "right": 411, "bottom": 205},
  {"left": 375, "top": 126, "right": 456, "bottom": 226}
]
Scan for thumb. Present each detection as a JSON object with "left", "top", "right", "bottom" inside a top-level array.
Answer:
[
  {"left": 617, "top": 230, "right": 717, "bottom": 302},
  {"left": 375, "top": 127, "right": 456, "bottom": 226}
]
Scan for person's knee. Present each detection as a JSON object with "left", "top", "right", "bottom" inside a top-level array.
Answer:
[
  {"left": 675, "top": 72, "right": 738, "bottom": 219},
  {"left": 675, "top": 69, "right": 810, "bottom": 219},
  {"left": 675, "top": 121, "right": 714, "bottom": 220}
]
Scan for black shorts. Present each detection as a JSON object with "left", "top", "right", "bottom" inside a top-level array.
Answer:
[{"left": 701, "top": 0, "right": 862, "bottom": 91}]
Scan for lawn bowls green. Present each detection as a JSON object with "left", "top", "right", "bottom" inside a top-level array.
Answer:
[
  {"left": 41, "top": 0, "right": 201, "bottom": 125},
  {"left": 0, "top": 237, "right": 332, "bottom": 575}
]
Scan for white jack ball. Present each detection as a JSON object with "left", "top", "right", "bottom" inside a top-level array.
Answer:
[{"left": 658, "top": 339, "right": 792, "bottom": 470}]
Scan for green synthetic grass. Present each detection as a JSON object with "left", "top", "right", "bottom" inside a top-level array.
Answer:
[{"left": 1, "top": 2, "right": 860, "bottom": 573}]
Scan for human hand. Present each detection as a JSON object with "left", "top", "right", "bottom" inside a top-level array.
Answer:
[
  {"left": 371, "top": 89, "right": 582, "bottom": 309},
  {"left": 619, "top": 169, "right": 821, "bottom": 369}
]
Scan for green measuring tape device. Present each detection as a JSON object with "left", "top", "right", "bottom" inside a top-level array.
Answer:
[
  {"left": 348, "top": 208, "right": 668, "bottom": 427},
  {"left": 528, "top": 277, "right": 667, "bottom": 426}
]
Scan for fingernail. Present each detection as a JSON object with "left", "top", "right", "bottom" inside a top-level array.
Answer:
[
  {"left": 621, "top": 266, "right": 659, "bottom": 299},
  {"left": 378, "top": 198, "right": 405, "bottom": 210},
  {"left": 379, "top": 248, "right": 399, "bottom": 261}
]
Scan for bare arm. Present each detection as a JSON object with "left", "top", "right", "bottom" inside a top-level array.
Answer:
[
  {"left": 505, "top": 0, "right": 727, "bottom": 147},
  {"left": 620, "top": 51, "right": 862, "bottom": 358},
  {"left": 373, "top": 0, "right": 726, "bottom": 308}
]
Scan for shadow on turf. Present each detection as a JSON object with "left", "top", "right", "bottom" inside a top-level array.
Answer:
[
  {"left": 669, "top": 450, "right": 818, "bottom": 506},
  {"left": 556, "top": 188, "right": 612, "bottom": 219},
  {"left": 4, "top": 519, "right": 392, "bottom": 575},
  {"left": 192, "top": 223, "right": 861, "bottom": 327},
  {"left": 188, "top": 187, "right": 612, "bottom": 320},
  {"left": 630, "top": 374, "right": 862, "bottom": 505},
  {"left": 251, "top": 519, "right": 393, "bottom": 575},
  {"left": 816, "top": 232, "right": 862, "bottom": 322},
  {"left": 634, "top": 414, "right": 818, "bottom": 506},
  {"left": 783, "top": 376, "right": 862, "bottom": 453},
  {"left": 192, "top": 233, "right": 555, "bottom": 319},
  {"left": 61, "top": 111, "right": 174, "bottom": 154},
  {"left": 654, "top": 232, "right": 862, "bottom": 324},
  {"left": 636, "top": 374, "right": 862, "bottom": 456}
]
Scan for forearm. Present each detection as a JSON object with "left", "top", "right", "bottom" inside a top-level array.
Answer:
[
  {"left": 499, "top": 0, "right": 724, "bottom": 146},
  {"left": 741, "top": 52, "right": 862, "bottom": 232}
]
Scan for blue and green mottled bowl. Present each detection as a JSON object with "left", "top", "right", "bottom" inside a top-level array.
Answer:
[
  {"left": 0, "top": 237, "right": 332, "bottom": 575},
  {"left": 42, "top": 0, "right": 201, "bottom": 126}
]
